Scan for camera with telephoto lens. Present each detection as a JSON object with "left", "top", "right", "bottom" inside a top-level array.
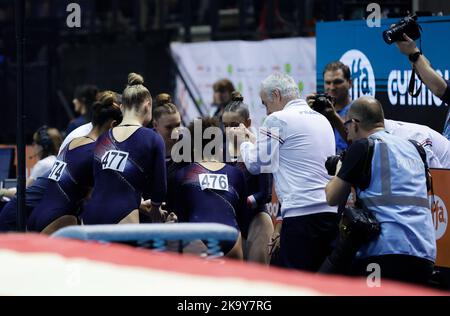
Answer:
[
  {"left": 325, "top": 151, "right": 346, "bottom": 176},
  {"left": 311, "top": 93, "right": 334, "bottom": 113},
  {"left": 383, "top": 14, "right": 422, "bottom": 44}
]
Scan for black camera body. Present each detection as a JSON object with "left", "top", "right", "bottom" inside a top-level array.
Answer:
[
  {"left": 325, "top": 151, "right": 346, "bottom": 176},
  {"left": 383, "top": 14, "right": 422, "bottom": 44},
  {"left": 340, "top": 206, "right": 381, "bottom": 242},
  {"left": 311, "top": 93, "right": 334, "bottom": 113}
]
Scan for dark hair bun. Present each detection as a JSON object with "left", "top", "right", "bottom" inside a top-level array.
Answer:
[
  {"left": 156, "top": 93, "right": 172, "bottom": 107},
  {"left": 92, "top": 91, "right": 115, "bottom": 112},
  {"left": 128, "top": 73, "right": 144, "bottom": 86},
  {"left": 92, "top": 91, "right": 123, "bottom": 127},
  {"left": 231, "top": 91, "right": 244, "bottom": 102}
]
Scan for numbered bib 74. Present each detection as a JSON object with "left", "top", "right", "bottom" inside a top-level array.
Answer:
[{"left": 48, "top": 160, "right": 67, "bottom": 181}]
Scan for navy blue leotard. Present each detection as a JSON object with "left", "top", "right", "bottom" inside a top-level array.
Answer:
[
  {"left": 27, "top": 140, "right": 95, "bottom": 231},
  {"left": 230, "top": 161, "right": 272, "bottom": 238},
  {"left": 82, "top": 127, "right": 166, "bottom": 224},
  {"left": 167, "top": 162, "right": 246, "bottom": 231}
]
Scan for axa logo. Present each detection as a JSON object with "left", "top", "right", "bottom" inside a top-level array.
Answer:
[
  {"left": 340, "top": 49, "right": 376, "bottom": 100},
  {"left": 430, "top": 195, "right": 448, "bottom": 240}
]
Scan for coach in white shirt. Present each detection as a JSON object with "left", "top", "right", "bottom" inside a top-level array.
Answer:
[{"left": 231, "top": 73, "right": 338, "bottom": 271}]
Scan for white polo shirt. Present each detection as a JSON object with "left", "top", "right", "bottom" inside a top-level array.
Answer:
[
  {"left": 240, "top": 99, "right": 337, "bottom": 218},
  {"left": 384, "top": 119, "right": 450, "bottom": 169},
  {"left": 59, "top": 123, "right": 93, "bottom": 155},
  {"left": 29, "top": 155, "right": 56, "bottom": 180}
]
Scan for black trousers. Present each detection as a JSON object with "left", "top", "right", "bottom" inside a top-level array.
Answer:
[
  {"left": 279, "top": 212, "right": 338, "bottom": 272},
  {"left": 352, "top": 254, "right": 435, "bottom": 285}
]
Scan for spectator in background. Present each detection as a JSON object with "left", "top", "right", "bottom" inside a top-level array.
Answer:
[
  {"left": 253, "top": 0, "right": 297, "bottom": 38},
  {"left": 66, "top": 84, "right": 98, "bottom": 135},
  {"left": 28, "top": 126, "right": 62, "bottom": 185},
  {"left": 0, "top": 125, "right": 62, "bottom": 199},
  {"left": 211, "top": 79, "right": 235, "bottom": 119},
  {"left": 395, "top": 33, "right": 450, "bottom": 140}
]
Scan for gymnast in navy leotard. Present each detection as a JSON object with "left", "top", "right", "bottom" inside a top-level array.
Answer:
[
  {"left": 169, "top": 162, "right": 246, "bottom": 229},
  {"left": 167, "top": 117, "right": 247, "bottom": 259},
  {"left": 153, "top": 93, "right": 182, "bottom": 160},
  {"left": 222, "top": 91, "right": 274, "bottom": 264},
  {"left": 82, "top": 73, "right": 167, "bottom": 225},
  {"left": 0, "top": 175, "right": 50, "bottom": 232},
  {"left": 152, "top": 93, "right": 186, "bottom": 213},
  {"left": 27, "top": 91, "right": 123, "bottom": 234}
]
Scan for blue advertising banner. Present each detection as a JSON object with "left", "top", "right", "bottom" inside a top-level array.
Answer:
[{"left": 317, "top": 16, "right": 450, "bottom": 133}]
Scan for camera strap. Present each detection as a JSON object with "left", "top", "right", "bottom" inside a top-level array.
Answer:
[
  {"left": 408, "top": 67, "right": 423, "bottom": 97},
  {"left": 358, "top": 138, "right": 375, "bottom": 192},
  {"left": 408, "top": 39, "right": 423, "bottom": 97},
  {"left": 407, "top": 139, "right": 434, "bottom": 212}
]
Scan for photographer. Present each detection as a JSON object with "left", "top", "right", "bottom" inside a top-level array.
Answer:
[
  {"left": 394, "top": 33, "right": 450, "bottom": 140},
  {"left": 307, "top": 61, "right": 352, "bottom": 154},
  {"left": 325, "top": 96, "right": 436, "bottom": 285}
]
